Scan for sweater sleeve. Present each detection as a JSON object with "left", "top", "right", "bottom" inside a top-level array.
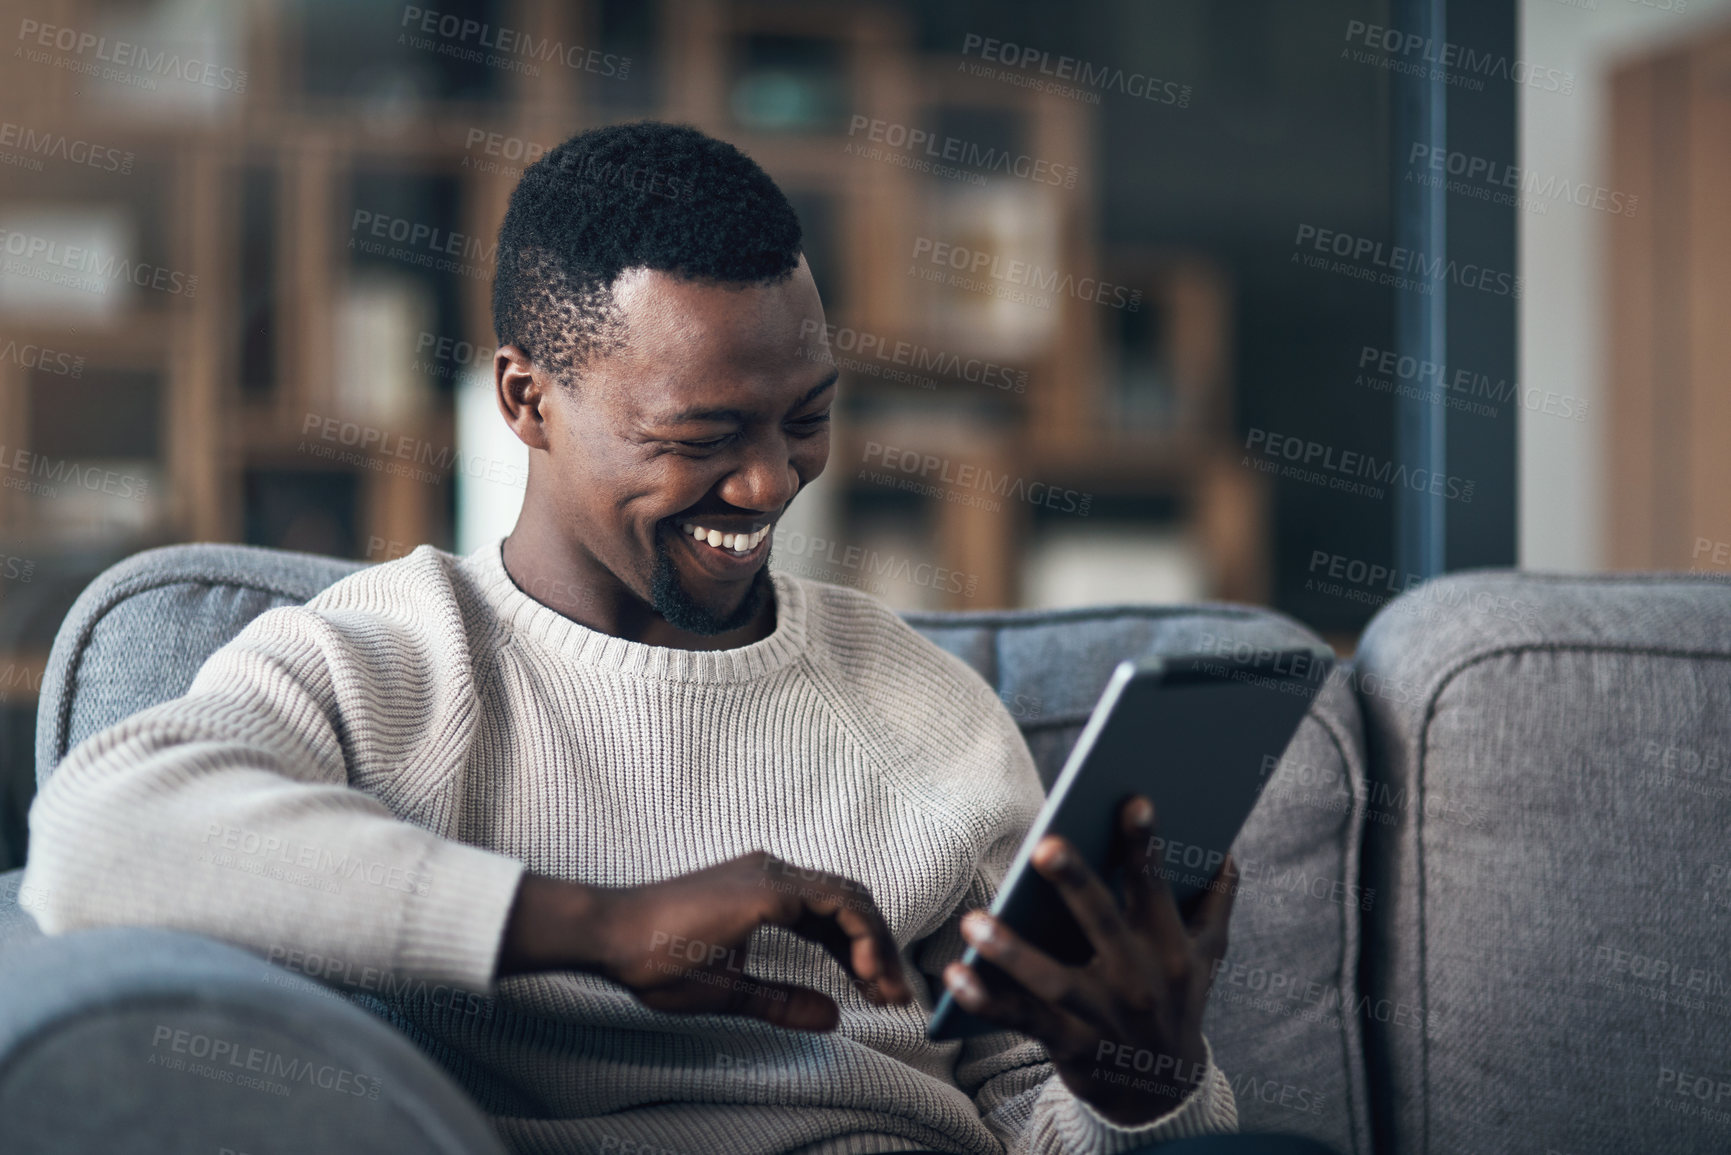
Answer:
[
  {"left": 22, "top": 593, "right": 527, "bottom": 992},
  {"left": 912, "top": 710, "right": 1238, "bottom": 1154}
]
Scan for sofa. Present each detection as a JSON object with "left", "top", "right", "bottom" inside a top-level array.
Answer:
[{"left": 0, "top": 544, "right": 1726, "bottom": 1154}]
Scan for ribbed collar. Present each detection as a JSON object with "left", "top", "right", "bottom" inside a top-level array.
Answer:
[{"left": 463, "top": 537, "right": 809, "bottom": 684}]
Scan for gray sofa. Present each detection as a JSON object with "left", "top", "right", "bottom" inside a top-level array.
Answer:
[{"left": 0, "top": 545, "right": 1726, "bottom": 1154}]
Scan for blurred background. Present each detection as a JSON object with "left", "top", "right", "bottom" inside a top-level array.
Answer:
[{"left": 0, "top": 0, "right": 1727, "bottom": 868}]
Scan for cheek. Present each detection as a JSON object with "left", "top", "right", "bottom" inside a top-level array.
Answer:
[{"left": 797, "top": 432, "right": 831, "bottom": 479}]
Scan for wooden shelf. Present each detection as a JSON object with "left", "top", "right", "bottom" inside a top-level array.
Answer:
[{"left": 0, "top": 0, "right": 1267, "bottom": 611}]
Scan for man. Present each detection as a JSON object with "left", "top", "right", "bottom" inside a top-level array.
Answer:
[{"left": 25, "top": 122, "right": 1247, "bottom": 1154}]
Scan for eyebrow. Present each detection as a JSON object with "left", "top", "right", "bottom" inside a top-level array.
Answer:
[{"left": 655, "top": 370, "right": 839, "bottom": 425}]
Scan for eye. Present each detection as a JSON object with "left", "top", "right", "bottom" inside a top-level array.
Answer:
[
  {"left": 791, "top": 409, "right": 832, "bottom": 433},
  {"left": 678, "top": 434, "right": 733, "bottom": 450}
]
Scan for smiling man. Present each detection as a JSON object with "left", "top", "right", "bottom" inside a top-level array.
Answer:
[{"left": 25, "top": 122, "right": 1246, "bottom": 1155}]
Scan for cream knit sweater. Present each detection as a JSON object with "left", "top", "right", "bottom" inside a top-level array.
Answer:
[{"left": 24, "top": 540, "right": 1236, "bottom": 1154}]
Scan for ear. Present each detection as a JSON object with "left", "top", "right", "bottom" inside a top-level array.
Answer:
[{"left": 495, "top": 345, "right": 552, "bottom": 451}]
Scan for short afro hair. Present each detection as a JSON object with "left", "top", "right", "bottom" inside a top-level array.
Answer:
[{"left": 491, "top": 121, "right": 804, "bottom": 385}]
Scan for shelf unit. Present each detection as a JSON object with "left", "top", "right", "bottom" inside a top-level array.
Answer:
[{"left": 0, "top": 0, "right": 1267, "bottom": 647}]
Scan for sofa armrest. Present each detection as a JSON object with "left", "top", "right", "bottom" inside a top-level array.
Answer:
[{"left": 0, "top": 924, "right": 506, "bottom": 1154}]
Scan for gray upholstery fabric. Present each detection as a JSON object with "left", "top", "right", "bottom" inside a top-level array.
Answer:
[
  {"left": 1355, "top": 573, "right": 1731, "bottom": 1155},
  {"left": 19, "top": 544, "right": 1373, "bottom": 1153},
  {"left": 0, "top": 925, "right": 506, "bottom": 1154},
  {"left": 0, "top": 867, "right": 41, "bottom": 959},
  {"left": 34, "top": 543, "right": 365, "bottom": 783}
]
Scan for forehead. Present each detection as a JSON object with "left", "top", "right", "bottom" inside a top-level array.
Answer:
[{"left": 599, "top": 264, "right": 826, "bottom": 419}]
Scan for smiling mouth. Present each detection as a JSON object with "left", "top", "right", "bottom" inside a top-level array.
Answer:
[{"left": 680, "top": 520, "right": 770, "bottom": 557}]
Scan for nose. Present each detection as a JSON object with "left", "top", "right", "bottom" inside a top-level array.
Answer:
[{"left": 719, "top": 433, "right": 802, "bottom": 513}]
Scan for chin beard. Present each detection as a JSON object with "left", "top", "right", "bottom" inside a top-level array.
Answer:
[{"left": 648, "top": 528, "right": 774, "bottom": 636}]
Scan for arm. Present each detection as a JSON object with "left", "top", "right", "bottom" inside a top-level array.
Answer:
[{"left": 23, "top": 603, "right": 526, "bottom": 991}]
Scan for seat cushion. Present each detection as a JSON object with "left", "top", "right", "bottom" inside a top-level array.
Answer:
[{"left": 1355, "top": 572, "right": 1731, "bottom": 1155}]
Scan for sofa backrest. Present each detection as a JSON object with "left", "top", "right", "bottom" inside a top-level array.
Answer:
[
  {"left": 32, "top": 542, "right": 1374, "bottom": 1155},
  {"left": 1355, "top": 572, "right": 1731, "bottom": 1155}
]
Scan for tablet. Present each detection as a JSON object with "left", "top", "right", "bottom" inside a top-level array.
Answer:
[{"left": 926, "top": 645, "right": 1334, "bottom": 1041}]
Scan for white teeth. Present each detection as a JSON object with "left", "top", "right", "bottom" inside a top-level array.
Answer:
[{"left": 680, "top": 522, "right": 767, "bottom": 553}]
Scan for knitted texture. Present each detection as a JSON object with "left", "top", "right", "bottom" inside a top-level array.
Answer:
[{"left": 25, "top": 540, "right": 1236, "bottom": 1154}]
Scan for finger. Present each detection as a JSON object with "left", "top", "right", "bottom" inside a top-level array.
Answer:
[
  {"left": 1125, "top": 806, "right": 1192, "bottom": 968},
  {"left": 1189, "top": 854, "right": 1237, "bottom": 967},
  {"left": 763, "top": 858, "right": 911, "bottom": 1003},
  {"left": 1031, "top": 835, "right": 1138, "bottom": 981},
  {"left": 790, "top": 905, "right": 906, "bottom": 1006},
  {"left": 943, "top": 961, "right": 1095, "bottom": 1062},
  {"left": 960, "top": 910, "right": 1104, "bottom": 1020},
  {"left": 637, "top": 974, "right": 841, "bottom": 1032},
  {"left": 1118, "top": 796, "right": 1163, "bottom": 931}
]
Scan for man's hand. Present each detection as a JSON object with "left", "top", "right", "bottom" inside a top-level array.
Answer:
[
  {"left": 941, "top": 796, "right": 1236, "bottom": 1127},
  {"left": 497, "top": 851, "right": 912, "bottom": 1032}
]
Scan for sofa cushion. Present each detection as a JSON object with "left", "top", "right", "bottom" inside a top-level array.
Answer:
[
  {"left": 34, "top": 543, "right": 364, "bottom": 784},
  {"left": 1355, "top": 573, "right": 1731, "bottom": 1155}
]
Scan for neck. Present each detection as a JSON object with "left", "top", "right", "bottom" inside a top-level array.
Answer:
[{"left": 500, "top": 516, "right": 775, "bottom": 651}]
